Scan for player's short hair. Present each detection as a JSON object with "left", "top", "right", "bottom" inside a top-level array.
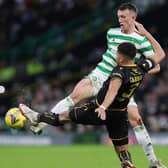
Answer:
[
  {"left": 118, "top": 42, "right": 136, "bottom": 60},
  {"left": 118, "top": 2, "right": 138, "bottom": 15}
]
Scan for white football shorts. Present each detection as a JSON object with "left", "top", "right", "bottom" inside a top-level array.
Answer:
[
  {"left": 87, "top": 68, "right": 109, "bottom": 95},
  {"left": 128, "top": 96, "right": 137, "bottom": 106}
]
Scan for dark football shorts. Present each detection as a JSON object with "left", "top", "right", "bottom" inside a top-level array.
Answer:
[{"left": 69, "top": 102, "right": 128, "bottom": 146}]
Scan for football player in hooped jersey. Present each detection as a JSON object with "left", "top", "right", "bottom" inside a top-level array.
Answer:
[
  {"left": 23, "top": 3, "right": 166, "bottom": 168},
  {"left": 20, "top": 40, "right": 164, "bottom": 168}
]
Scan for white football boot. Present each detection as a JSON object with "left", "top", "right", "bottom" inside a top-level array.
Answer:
[
  {"left": 30, "top": 123, "right": 48, "bottom": 134},
  {"left": 149, "top": 160, "right": 167, "bottom": 168},
  {"left": 19, "top": 104, "right": 38, "bottom": 126},
  {"left": 19, "top": 104, "right": 48, "bottom": 134}
]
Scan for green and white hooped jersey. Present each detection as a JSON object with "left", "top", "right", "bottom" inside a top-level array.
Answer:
[
  {"left": 96, "top": 27, "right": 155, "bottom": 76},
  {"left": 89, "top": 27, "right": 155, "bottom": 96}
]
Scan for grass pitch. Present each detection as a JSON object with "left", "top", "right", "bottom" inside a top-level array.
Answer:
[{"left": 0, "top": 145, "right": 167, "bottom": 168}]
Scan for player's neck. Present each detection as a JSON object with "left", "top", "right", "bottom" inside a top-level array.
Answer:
[
  {"left": 122, "top": 25, "right": 135, "bottom": 34},
  {"left": 120, "top": 60, "right": 135, "bottom": 66}
]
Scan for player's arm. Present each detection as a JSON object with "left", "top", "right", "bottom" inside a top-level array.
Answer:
[
  {"left": 147, "top": 64, "right": 160, "bottom": 74},
  {"left": 142, "top": 31, "right": 165, "bottom": 64},
  {"left": 135, "top": 21, "right": 165, "bottom": 72},
  {"left": 95, "top": 77, "right": 122, "bottom": 120}
]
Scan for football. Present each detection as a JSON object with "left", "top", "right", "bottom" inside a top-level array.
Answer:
[{"left": 5, "top": 107, "right": 26, "bottom": 128}]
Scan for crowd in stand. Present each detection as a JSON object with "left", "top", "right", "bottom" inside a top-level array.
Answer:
[{"left": 0, "top": 0, "right": 108, "bottom": 48}]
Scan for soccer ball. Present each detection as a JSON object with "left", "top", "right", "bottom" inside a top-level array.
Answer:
[{"left": 5, "top": 107, "right": 26, "bottom": 128}]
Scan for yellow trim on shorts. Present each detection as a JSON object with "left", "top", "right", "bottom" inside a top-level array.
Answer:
[
  {"left": 111, "top": 136, "right": 128, "bottom": 141},
  {"left": 96, "top": 99, "right": 127, "bottom": 112}
]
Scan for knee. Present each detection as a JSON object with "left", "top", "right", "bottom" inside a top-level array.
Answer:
[
  {"left": 129, "top": 117, "right": 143, "bottom": 128},
  {"left": 128, "top": 106, "right": 144, "bottom": 128},
  {"left": 70, "top": 92, "right": 80, "bottom": 103},
  {"left": 70, "top": 79, "right": 91, "bottom": 103}
]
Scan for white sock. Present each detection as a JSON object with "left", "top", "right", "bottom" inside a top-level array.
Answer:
[
  {"left": 51, "top": 96, "right": 75, "bottom": 114},
  {"left": 34, "top": 96, "right": 75, "bottom": 131},
  {"left": 133, "top": 124, "right": 157, "bottom": 162}
]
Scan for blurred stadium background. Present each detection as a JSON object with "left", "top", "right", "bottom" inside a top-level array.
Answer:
[{"left": 0, "top": 0, "right": 167, "bottom": 167}]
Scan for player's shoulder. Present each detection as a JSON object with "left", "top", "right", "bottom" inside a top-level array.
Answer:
[
  {"left": 133, "top": 32, "right": 148, "bottom": 42},
  {"left": 107, "top": 27, "right": 121, "bottom": 35},
  {"left": 111, "top": 66, "right": 125, "bottom": 79}
]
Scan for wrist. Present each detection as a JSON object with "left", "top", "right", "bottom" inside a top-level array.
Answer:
[
  {"left": 99, "top": 105, "right": 106, "bottom": 110},
  {"left": 144, "top": 32, "right": 151, "bottom": 38}
]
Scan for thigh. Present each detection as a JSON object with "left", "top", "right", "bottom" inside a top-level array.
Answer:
[
  {"left": 106, "top": 112, "right": 129, "bottom": 146},
  {"left": 128, "top": 97, "right": 137, "bottom": 107},
  {"left": 70, "top": 78, "right": 95, "bottom": 104},
  {"left": 69, "top": 102, "right": 105, "bottom": 125}
]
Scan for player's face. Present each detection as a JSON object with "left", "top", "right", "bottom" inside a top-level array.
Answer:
[{"left": 117, "top": 9, "right": 136, "bottom": 32}]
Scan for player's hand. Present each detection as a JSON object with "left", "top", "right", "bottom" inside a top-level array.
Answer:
[
  {"left": 134, "top": 21, "right": 149, "bottom": 36},
  {"left": 95, "top": 107, "right": 106, "bottom": 120}
]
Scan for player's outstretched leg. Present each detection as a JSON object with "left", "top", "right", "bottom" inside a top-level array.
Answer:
[
  {"left": 27, "top": 96, "right": 74, "bottom": 134},
  {"left": 19, "top": 104, "right": 70, "bottom": 127},
  {"left": 128, "top": 105, "right": 167, "bottom": 168},
  {"left": 30, "top": 77, "right": 96, "bottom": 134}
]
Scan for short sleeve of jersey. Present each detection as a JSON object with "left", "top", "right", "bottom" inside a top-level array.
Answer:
[
  {"left": 110, "top": 66, "right": 124, "bottom": 81},
  {"left": 138, "top": 58, "right": 155, "bottom": 72},
  {"left": 106, "top": 28, "right": 120, "bottom": 40},
  {"left": 139, "top": 37, "right": 154, "bottom": 58},
  {"left": 106, "top": 28, "right": 113, "bottom": 40}
]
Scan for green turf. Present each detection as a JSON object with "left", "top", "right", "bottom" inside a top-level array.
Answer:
[{"left": 0, "top": 145, "right": 167, "bottom": 168}]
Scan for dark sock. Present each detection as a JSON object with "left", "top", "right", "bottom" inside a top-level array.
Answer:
[
  {"left": 38, "top": 112, "right": 63, "bottom": 126},
  {"left": 119, "top": 150, "right": 132, "bottom": 163}
]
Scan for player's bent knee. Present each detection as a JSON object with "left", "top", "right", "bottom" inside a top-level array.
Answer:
[
  {"left": 127, "top": 105, "right": 144, "bottom": 128},
  {"left": 70, "top": 92, "right": 80, "bottom": 102},
  {"left": 70, "top": 78, "right": 92, "bottom": 103},
  {"left": 129, "top": 116, "right": 143, "bottom": 128}
]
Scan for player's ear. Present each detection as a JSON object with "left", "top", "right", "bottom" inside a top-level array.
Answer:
[
  {"left": 132, "top": 15, "right": 136, "bottom": 20},
  {"left": 118, "top": 56, "right": 124, "bottom": 64}
]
